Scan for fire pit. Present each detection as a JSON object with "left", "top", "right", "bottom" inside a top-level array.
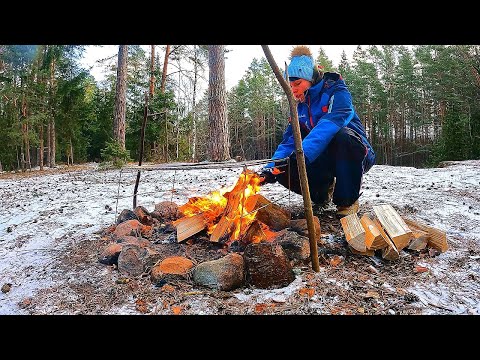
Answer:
[{"left": 98, "top": 169, "right": 321, "bottom": 290}]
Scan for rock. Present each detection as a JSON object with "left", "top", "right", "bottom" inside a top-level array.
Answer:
[
  {"left": 289, "top": 217, "right": 322, "bottom": 244},
  {"left": 98, "top": 243, "right": 123, "bottom": 265},
  {"left": 116, "top": 209, "right": 138, "bottom": 225},
  {"left": 134, "top": 206, "right": 153, "bottom": 226},
  {"left": 113, "top": 220, "right": 152, "bottom": 238},
  {"left": 99, "top": 235, "right": 154, "bottom": 266},
  {"left": 150, "top": 256, "right": 194, "bottom": 285},
  {"left": 1, "top": 283, "right": 12, "bottom": 293},
  {"left": 274, "top": 230, "right": 310, "bottom": 263},
  {"left": 117, "top": 244, "right": 161, "bottom": 277},
  {"left": 243, "top": 242, "right": 295, "bottom": 289},
  {"left": 115, "top": 235, "right": 151, "bottom": 248},
  {"left": 193, "top": 253, "right": 244, "bottom": 291},
  {"left": 154, "top": 201, "right": 180, "bottom": 221}
]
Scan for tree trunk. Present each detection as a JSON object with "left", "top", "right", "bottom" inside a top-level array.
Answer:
[
  {"left": 20, "top": 123, "right": 25, "bottom": 171},
  {"left": 160, "top": 45, "right": 170, "bottom": 94},
  {"left": 149, "top": 45, "right": 155, "bottom": 98},
  {"left": 114, "top": 45, "right": 128, "bottom": 150},
  {"left": 207, "top": 45, "right": 230, "bottom": 161},
  {"left": 165, "top": 111, "right": 169, "bottom": 162},
  {"left": 16, "top": 146, "right": 20, "bottom": 170},
  {"left": 192, "top": 45, "right": 198, "bottom": 162},
  {"left": 21, "top": 94, "right": 31, "bottom": 170},
  {"left": 49, "top": 56, "right": 56, "bottom": 168},
  {"left": 70, "top": 138, "right": 74, "bottom": 165},
  {"left": 176, "top": 124, "right": 180, "bottom": 160},
  {"left": 25, "top": 123, "right": 31, "bottom": 170},
  {"left": 47, "top": 122, "right": 51, "bottom": 167},
  {"left": 39, "top": 123, "right": 44, "bottom": 170}
]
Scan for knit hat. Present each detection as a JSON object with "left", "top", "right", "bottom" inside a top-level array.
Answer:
[{"left": 286, "top": 46, "right": 314, "bottom": 82}]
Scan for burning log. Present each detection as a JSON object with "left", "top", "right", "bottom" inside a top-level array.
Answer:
[
  {"left": 172, "top": 213, "right": 207, "bottom": 243},
  {"left": 210, "top": 170, "right": 261, "bottom": 243},
  {"left": 252, "top": 194, "right": 290, "bottom": 231},
  {"left": 241, "top": 220, "right": 267, "bottom": 244},
  {"left": 172, "top": 170, "right": 289, "bottom": 247}
]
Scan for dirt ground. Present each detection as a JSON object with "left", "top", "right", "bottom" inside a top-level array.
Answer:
[{"left": 1, "top": 161, "right": 479, "bottom": 315}]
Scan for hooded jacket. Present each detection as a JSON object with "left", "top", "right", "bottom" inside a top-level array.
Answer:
[{"left": 267, "top": 72, "right": 375, "bottom": 170}]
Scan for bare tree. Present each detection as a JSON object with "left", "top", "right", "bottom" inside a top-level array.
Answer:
[
  {"left": 207, "top": 45, "right": 230, "bottom": 161},
  {"left": 113, "top": 45, "right": 128, "bottom": 150},
  {"left": 149, "top": 45, "right": 155, "bottom": 98},
  {"left": 192, "top": 45, "right": 198, "bottom": 162},
  {"left": 160, "top": 45, "right": 170, "bottom": 94}
]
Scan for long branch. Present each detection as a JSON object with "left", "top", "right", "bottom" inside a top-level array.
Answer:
[{"left": 261, "top": 45, "right": 320, "bottom": 272}]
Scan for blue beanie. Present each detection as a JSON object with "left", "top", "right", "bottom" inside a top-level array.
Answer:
[{"left": 287, "top": 55, "right": 314, "bottom": 82}]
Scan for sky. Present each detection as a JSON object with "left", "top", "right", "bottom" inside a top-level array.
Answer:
[{"left": 81, "top": 45, "right": 360, "bottom": 90}]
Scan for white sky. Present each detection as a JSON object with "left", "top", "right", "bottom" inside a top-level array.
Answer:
[{"left": 81, "top": 45, "right": 360, "bottom": 91}]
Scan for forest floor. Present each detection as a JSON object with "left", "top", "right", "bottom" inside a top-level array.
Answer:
[{"left": 1, "top": 160, "right": 479, "bottom": 315}]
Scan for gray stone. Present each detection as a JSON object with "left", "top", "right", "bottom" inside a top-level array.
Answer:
[{"left": 193, "top": 253, "right": 244, "bottom": 291}]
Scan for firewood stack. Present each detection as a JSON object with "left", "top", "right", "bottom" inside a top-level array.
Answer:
[{"left": 340, "top": 204, "right": 448, "bottom": 260}]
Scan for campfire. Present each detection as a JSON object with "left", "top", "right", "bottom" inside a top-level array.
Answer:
[
  {"left": 172, "top": 169, "right": 286, "bottom": 248},
  {"left": 97, "top": 167, "right": 449, "bottom": 296},
  {"left": 99, "top": 169, "right": 319, "bottom": 291}
]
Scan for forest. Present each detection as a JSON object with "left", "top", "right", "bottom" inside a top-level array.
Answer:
[{"left": 1, "top": 45, "right": 479, "bottom": 172}]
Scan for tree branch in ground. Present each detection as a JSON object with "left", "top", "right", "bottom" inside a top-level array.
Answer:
[{"left": 261, "top": 45, "right": 320, "bottom": 272}]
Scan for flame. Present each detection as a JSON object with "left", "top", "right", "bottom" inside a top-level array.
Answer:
[
  {"left": 178, "top": 189, "right": 229, "bottom": 233},
  {"left": 226, "top": 170, "right": 261, "bottom": 241},
  {"left": 250, "top": 223, "right": 278, "bottom": 244},
  {"left": 178, "top": 170, "right": 274, "bottom": 245}
]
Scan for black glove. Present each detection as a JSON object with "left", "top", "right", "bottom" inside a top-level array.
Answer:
[{"left": 259, "top": 168, "right": 277, "bottom": 184}]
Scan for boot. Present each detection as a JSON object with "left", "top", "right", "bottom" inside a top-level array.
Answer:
[
  {"left": 336, "top": 200, "right": 359, "bottom": 217},
  {"left": 327, "top": 177, "right": 335, "bottom": 203}
]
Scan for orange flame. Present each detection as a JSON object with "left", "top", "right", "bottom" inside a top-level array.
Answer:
[
  {"left": 178, "top": 170, "right": 273, "bottom": 245},
  {"left": 228, "top": 170, "right": 262, "bottom": 241}
]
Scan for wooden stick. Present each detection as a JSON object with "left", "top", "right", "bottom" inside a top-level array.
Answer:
[
  {"left": 261, "top": 45, "right": 319, "bottom": 272},
  {"left": 133, "top": 92, "right": 149, "bottom": 209}
]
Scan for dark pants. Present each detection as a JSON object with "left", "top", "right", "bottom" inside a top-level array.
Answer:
[{"left": 276, "top": 127, "right": 373, "bottom": 207}]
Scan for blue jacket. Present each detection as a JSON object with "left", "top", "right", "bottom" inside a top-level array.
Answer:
[{"left": 267, "top": 72, "right": 375, "bottom": 169}]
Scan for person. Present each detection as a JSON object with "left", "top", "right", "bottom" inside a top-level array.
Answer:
[{"left": 260, "top": 45, "right": 375, "bottom": 216}]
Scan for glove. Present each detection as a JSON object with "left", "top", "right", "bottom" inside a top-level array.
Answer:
[{"left": 259, "top": 168, "right": 277, "bottom": 184}]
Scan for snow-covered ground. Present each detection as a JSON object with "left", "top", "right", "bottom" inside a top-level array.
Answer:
[{"left": 0, "top": 161, "right": 479, "bottom": 315}]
